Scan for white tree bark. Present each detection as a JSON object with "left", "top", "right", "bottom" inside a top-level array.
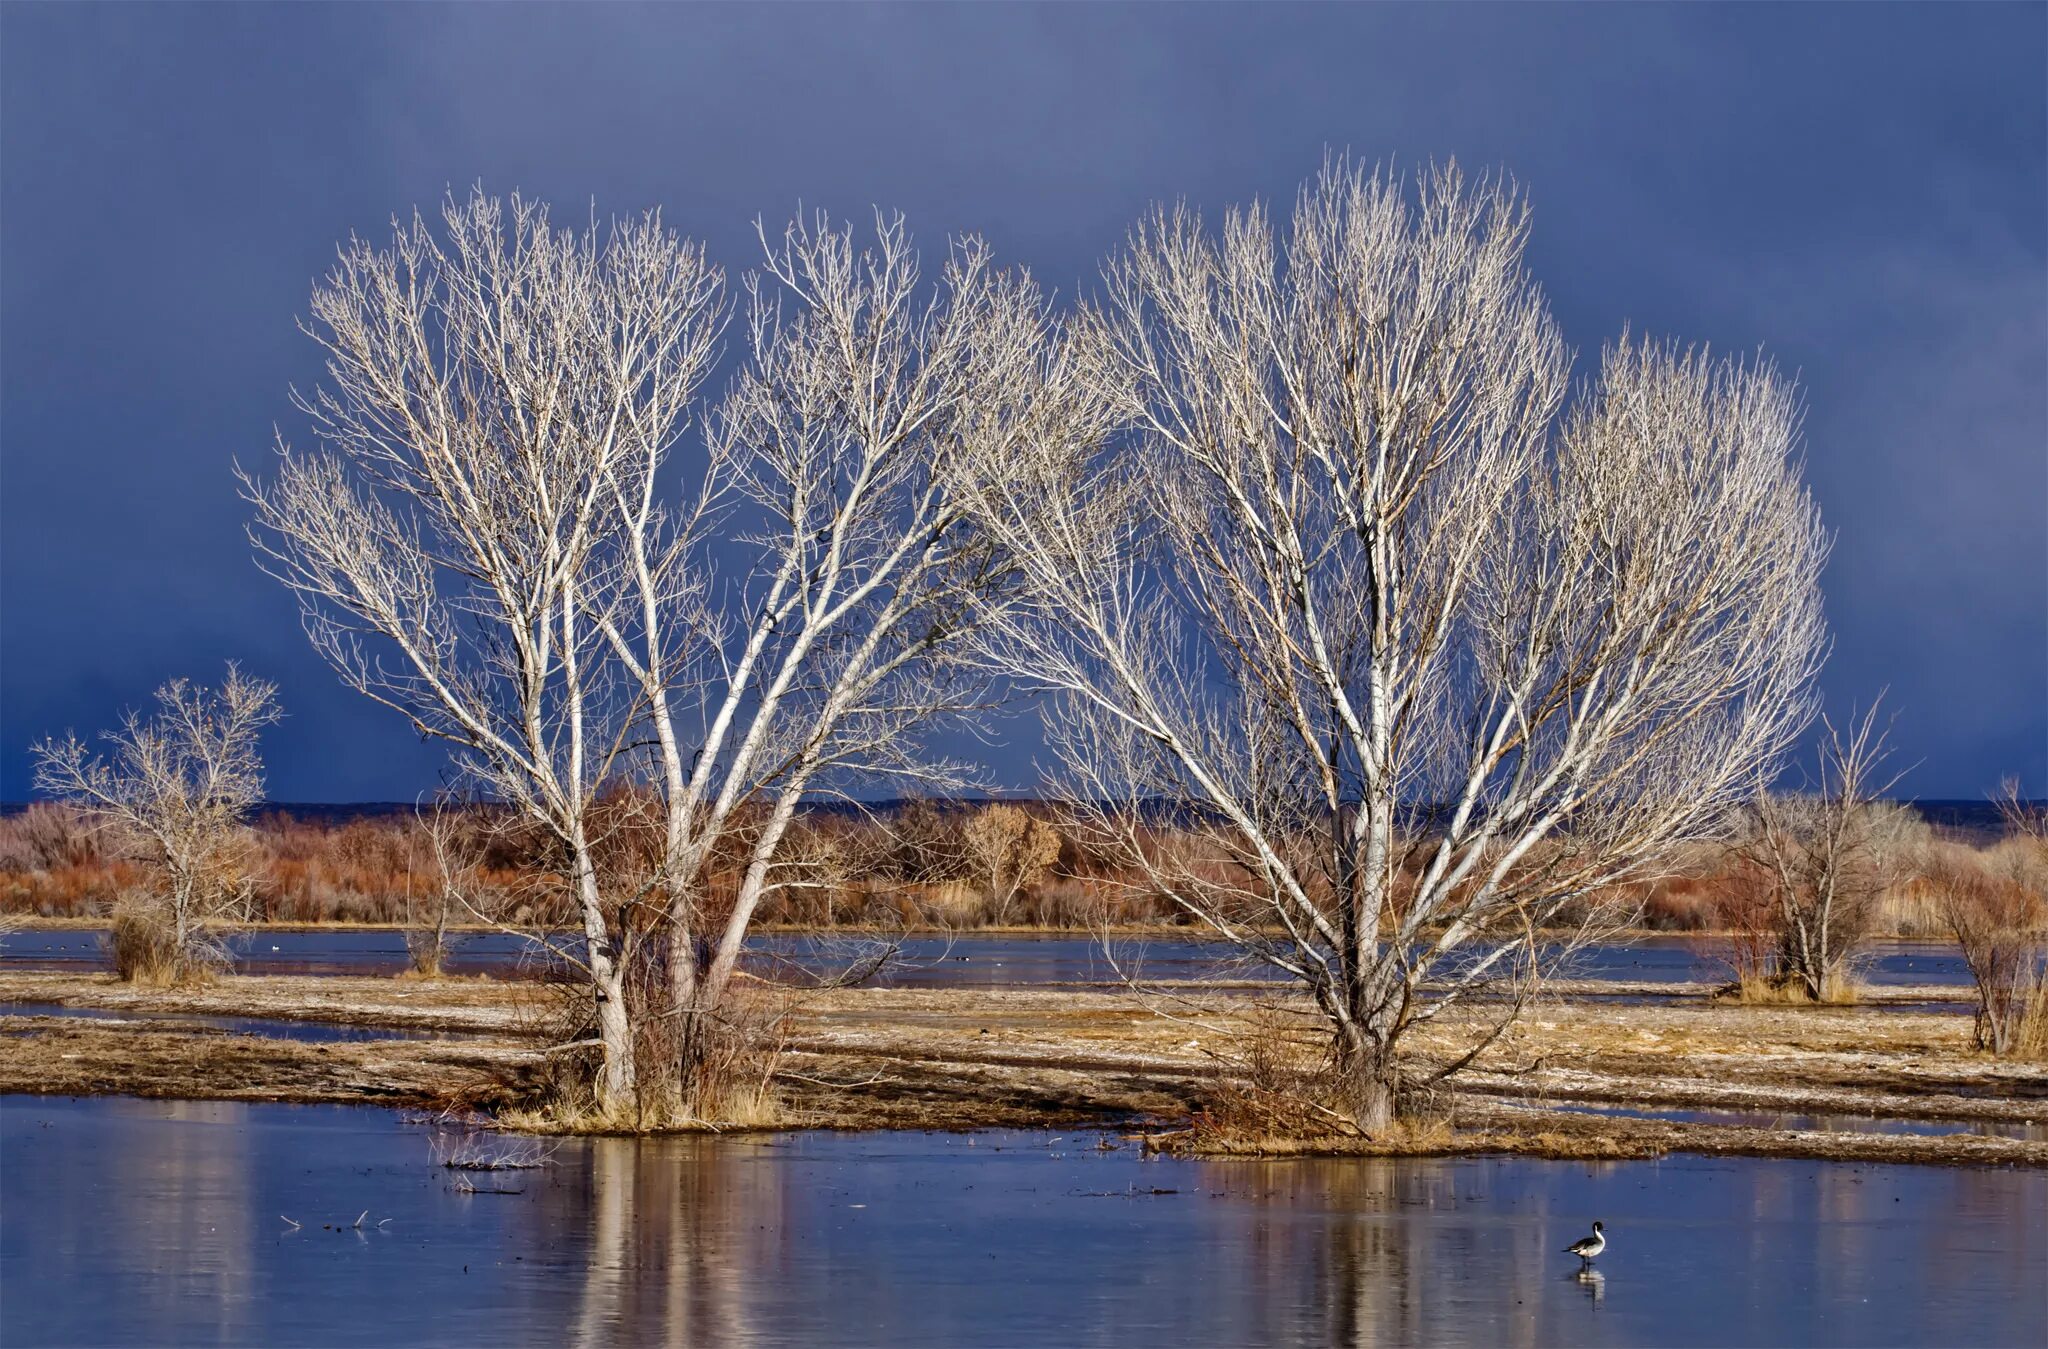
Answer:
[
  {"left": 965, "top": 160, "right": 1828, "bottom": 1129},
  {"left": 245, "top": 190, "right": 1073, "bottom": 1116},
  {"left": 32, "top": 665, "right": 280, "bottom": 979}
]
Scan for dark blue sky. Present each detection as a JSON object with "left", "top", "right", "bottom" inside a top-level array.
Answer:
[{"left": 3, "top": 3, "right": 2043, "bottom": 801}]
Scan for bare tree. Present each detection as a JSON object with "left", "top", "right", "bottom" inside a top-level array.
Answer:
[
  {"left": 246, "top": 189, "right": 1073, "bottom": 1120},
  {"left": 246, "top": 190, "right": 725, "bottom": 1110},
  {"left": 629, "top": 210, "right": 1075, "bottom": 1100},
  {"left": 965, "top": 160, "right": 1827, "bottom": 1130},
  {"left": 1743, "top": 706, "right": 1905, "bottom": 1001},
  {"left": 961, "top": 803, "right": 1062, "bottom": 924},
  {"left": 405, "top": 800, "right": 493, "bottom": 976},
  {"left": 31, "top": 666, "right": 280, "bottom": 981},
  {"left": 1931, "top": 848, "right": 2045, "bottom": 1055},
  {"left": 1928, "top": 778, "right": 2048, "bottom": 1056},
  {"left": 1996, "top": 776, "right": 2047, "bottom": 845}
]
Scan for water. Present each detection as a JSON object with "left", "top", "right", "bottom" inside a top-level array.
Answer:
[
  {"left": 0, "top": 1002, "right": 472, "bottom": 1043},
  {"left": 3, "top": 1097, "right": 2041, "bottom": 1347},
  {"left": 0, "top": 928, "right": 1976, "bottom": 988},
  {"left": 0, "top": 928, "right": 547, "bottom": 978},
  {"left": 1521, "top": 1099, "right": 2048, "bottom": 1142}
]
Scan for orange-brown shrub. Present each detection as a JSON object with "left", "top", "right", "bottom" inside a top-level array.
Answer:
[{"left": 6, "top": 800, "right": 2035, "bottom": 938}]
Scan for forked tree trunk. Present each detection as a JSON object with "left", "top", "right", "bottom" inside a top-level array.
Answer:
[{"left": 571, "top": 845, "right": 635, "bottom": 1114}]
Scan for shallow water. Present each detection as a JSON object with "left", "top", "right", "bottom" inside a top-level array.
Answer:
[
  {"left": 1524, "top": 1098, "right": 2048, "bottom": 1142},
  {"left": 0, "top": 928, "right": 1976, "bottom": 988},
  {"left": 0, "top": 1002, "right": 469, "bottom": 1043},
  {"left": 2, "top": 1097, "right": 2041, "bottom": 1347}
]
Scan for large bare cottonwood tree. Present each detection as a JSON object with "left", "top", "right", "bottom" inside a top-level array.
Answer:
[
  {"left": 966, "top": 161, "right": 1828, "bottom": 1130},
  {"left": 246, "top": 189, "right": 1075, "bottom": 1119}
]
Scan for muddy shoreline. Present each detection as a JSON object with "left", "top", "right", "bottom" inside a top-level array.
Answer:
[{"left": 2, "top": 968, "right": 2041, "bottom": 1167}]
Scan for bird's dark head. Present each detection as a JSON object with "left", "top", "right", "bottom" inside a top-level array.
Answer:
[{"left": 1592, "top": 1221, "right": 1604, "bottom": 1232}]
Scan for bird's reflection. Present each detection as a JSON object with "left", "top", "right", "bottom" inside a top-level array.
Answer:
[{"left": 1570, "top": 1267, "right": 1606, "bottom": 1305}]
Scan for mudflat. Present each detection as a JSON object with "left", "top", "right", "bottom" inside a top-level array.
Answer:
[{"left": 1, "top": 969, "right": 2041, "bottom": 1166}]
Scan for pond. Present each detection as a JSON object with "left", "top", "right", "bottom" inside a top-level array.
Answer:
[
  {"left": 3, "top": 1096, "right": 2041, "bottom": 1347},
  {"left": 0, "top": 928, "right": 1976, "bottom": 989}
]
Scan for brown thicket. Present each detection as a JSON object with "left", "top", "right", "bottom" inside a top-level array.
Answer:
[{"left": 2, "top": 796, "right": 2018, "bottom": 940}]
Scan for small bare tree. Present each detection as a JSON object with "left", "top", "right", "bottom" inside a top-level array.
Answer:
[
  {"left": 405, "top": 800, "right": 493, "bottom": 976},
  {"left": 961, "top": 803, "right": 1062, "bottom": 924},
  {"left": 1930, "top": 779, "right": 2048, "bottom": 1056},
  {"left": 1743, "top": 706, "right": 1904, "bottom": 1001},
  {"left": 1932, "top": 849, "right": 2045, "bottom": 1055},
  {"left": 31, "top": 666, "right": 280, "bottom": 982},
  {"left": 967, "top": 160, "right": 1827, "bottom": 1130}
]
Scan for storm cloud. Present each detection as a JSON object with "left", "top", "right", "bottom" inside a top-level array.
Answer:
[{"left": 3, "top": 3, "right": 2041, "bottom": 799}]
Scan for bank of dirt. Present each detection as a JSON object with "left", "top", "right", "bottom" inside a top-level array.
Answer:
[{"left": 1, "top": 970, "right": 2040, "bottom": 1166}]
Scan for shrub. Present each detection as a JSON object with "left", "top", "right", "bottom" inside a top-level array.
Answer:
[
  {"left": 1929, "top": 845, "right": 2047, "bottom": 1056},
  {"left": 105, "top": 898, "right": 217, "bottom": 985}
]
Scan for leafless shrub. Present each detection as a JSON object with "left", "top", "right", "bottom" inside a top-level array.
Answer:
[
  {"left": 31, "top": 667, "right": 279, "bottom": 983},
  {"left": 1924, "top": 785, "right": 2048, "bottom": 1057},
  {"left": 0, "top": 803, "right": 97, "bottom": 872},
  {"left": 432, "top": 1133, "right": 557, "bottom": 1171},
  {"left": 961, "top": 804, "right": 1062, "bottom": 925},
  {"left": 402, "top": 802, "right": 497, "bottom": 976},
  {"left": 1929, "top": 850, "right": 2045, "bottom": 1054},
  {"left": 1741, "top": 707, "right": 1904, "bottom": 1002}
]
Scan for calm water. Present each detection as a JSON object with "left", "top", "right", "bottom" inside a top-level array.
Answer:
[
  {"left": 0, "top": 1002, "right": 469, "bottom": 1043},
  {"left": 2, "top": 1097, "right": 2041, "bottom": 1347},
  {"left": 0, "top": 929, "right": 1975, "bottom": 988}
]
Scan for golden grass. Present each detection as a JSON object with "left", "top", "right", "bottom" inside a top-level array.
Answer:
[
  {"left": 2008, "top": 973, "right": 2048, "bottom": 1061},
  {"left": 499, "top": 1078, "right": 788, "bottom": 1135},
  {"left": 1727, "top": 971, "right": 1861, "bottom": 1006}
]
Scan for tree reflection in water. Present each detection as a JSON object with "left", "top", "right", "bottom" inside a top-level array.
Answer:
[
  {"left": 544, "top": 1135, "right": 784, "bottom": 1347},
  {"left": 1208, "top": 1155, "right": 1634, "bottom": 1347},
  {"left": 5, "top": 1102, "right": 2044, "bottom": 1347}
]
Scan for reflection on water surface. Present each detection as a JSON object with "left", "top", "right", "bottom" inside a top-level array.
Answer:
[{"left": 3, "top": 1097, "right": 2041, "bottom": 1347}]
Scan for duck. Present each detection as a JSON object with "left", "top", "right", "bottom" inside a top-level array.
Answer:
[{"left": 1564, "top": 1221, "right": 1606, "bottom": 1265}]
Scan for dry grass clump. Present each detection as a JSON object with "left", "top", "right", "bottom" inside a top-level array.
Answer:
[
  {"left": 2008, "top": 973, "right": 2048, "bottom": 1062},
  {"left": 106, "top": 899, "right": 222, "bottom": 985},
  {"left": 1160, "top": 1002, "right": 1455, "bottom": 1154},
  {"left": 1726, "top": 970, "right": 1860, "bottom": 1006},
  {"left": 502, "top": 960, "right": 793, "bottom": 1133}
]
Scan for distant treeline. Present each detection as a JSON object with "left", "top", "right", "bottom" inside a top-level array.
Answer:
[{"left": 0, "top": 793, "right": 2033, "bottom": 934}]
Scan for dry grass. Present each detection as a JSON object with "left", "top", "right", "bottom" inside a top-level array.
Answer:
[
  {"left": 1726, "top": 970, "right": 1861, "bottom": 1005},
  {"left": 7, "top": 965, "right": 2046, "bottom": 1162},
  {"left": 106, "top": 901, "right": 224, "bottom": 986},
  {"left": 2010, "top": 974, "right": 2048, "bottom": 1062},
  {"left": 501, "top": 966, "right": 795, "bottom": 1133},
  {"left": 1163, "top": 1001, "right": 1459, "bottom": 1152}
]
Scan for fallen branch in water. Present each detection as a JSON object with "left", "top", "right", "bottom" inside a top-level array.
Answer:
[{"left": 433, "top": 1134, "right": 557, "bottom": 1171}]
